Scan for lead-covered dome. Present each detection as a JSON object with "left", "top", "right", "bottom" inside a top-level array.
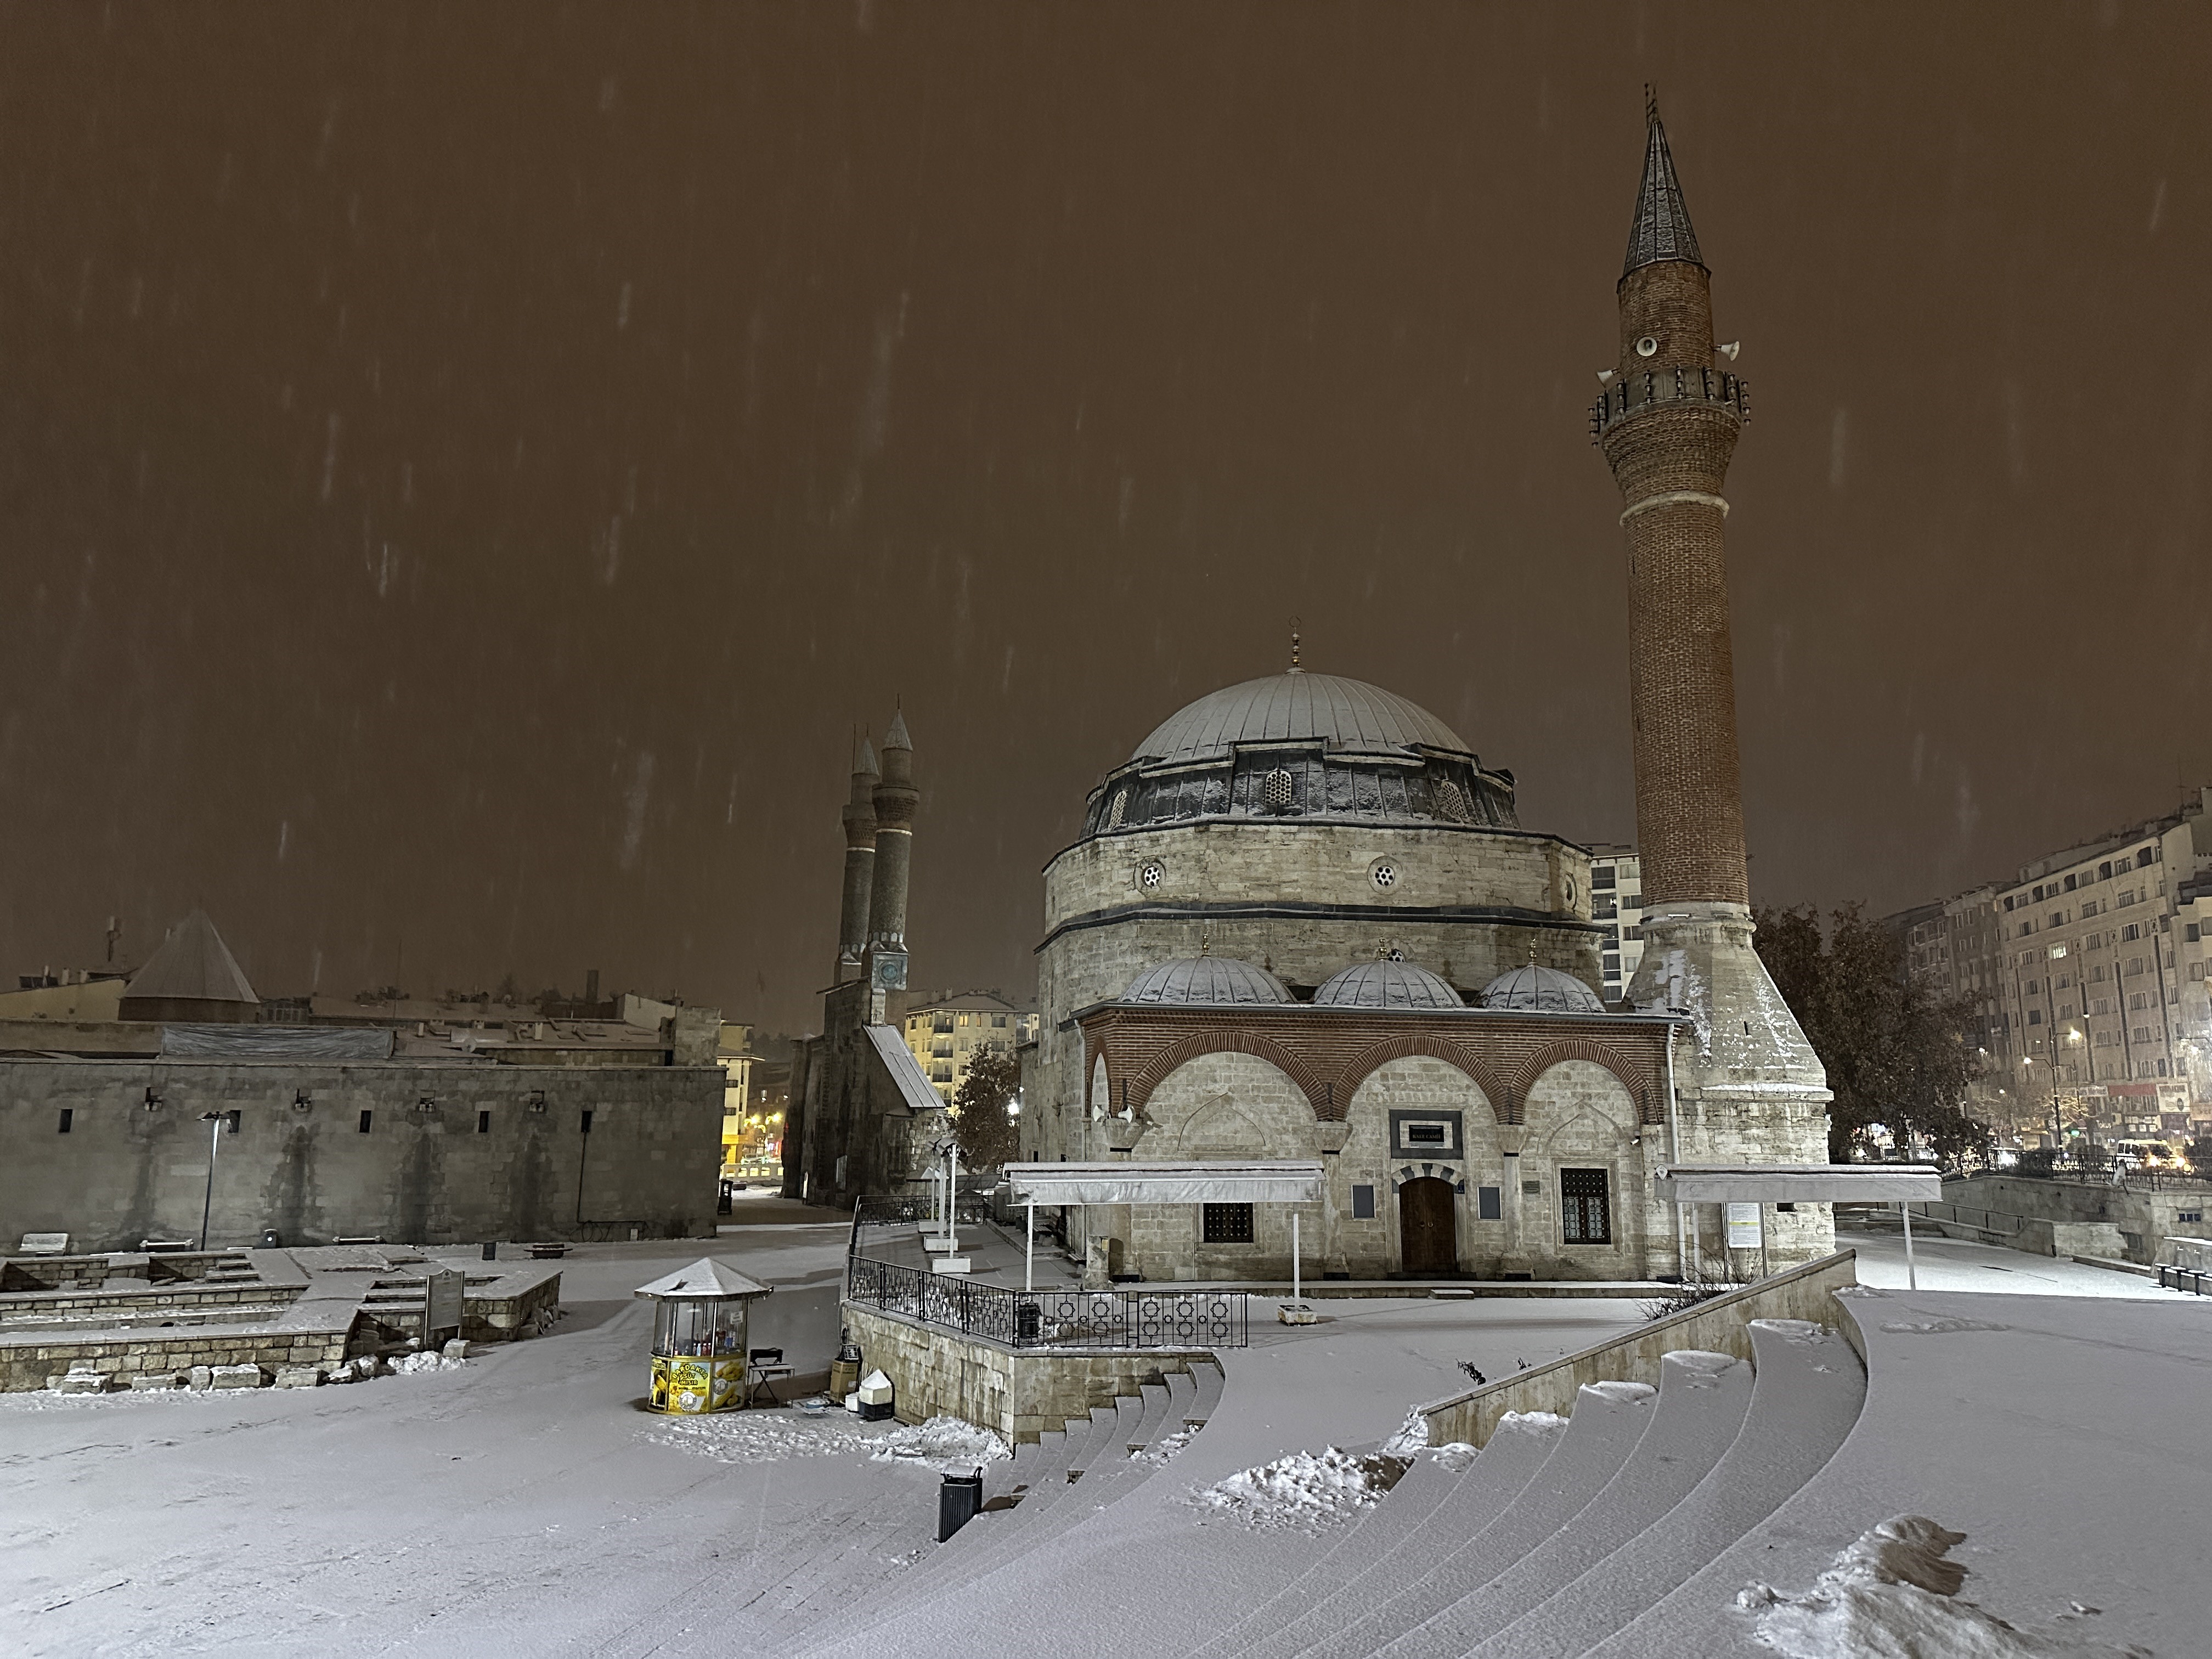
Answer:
[
  {"left": 1136, "top": 673, "right": 1469, "bottom": 764},
  {"left": 1312, "top": 960, "right": 1466, "bottom": 1011},
  {"left": 1477, "top": 963, "right": 1609, "bottom": 1015},
  {"left": 1122, "top": 957, "right": 1292, "bottom": 1006}
]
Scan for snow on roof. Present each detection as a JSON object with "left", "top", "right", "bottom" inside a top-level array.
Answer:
[
  {"left": 124, "top": 910, "right": 258, "bottom": 1006},
  {"left": 865, "top": 1024, "right": 944, "bottom": 1114},
  {"left": 1002, "top": 1160, "right": 1325, "bottom": 1205},
  {"left": 630, "top": 1257, "right": 773, "bottom": 1300},
  {"left": 1652, "top": 1164, "right": 1943, "bottom": 1203}
]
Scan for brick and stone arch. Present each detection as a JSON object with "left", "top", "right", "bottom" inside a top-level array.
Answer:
[
  {"left": 1336, "top": 1055, "right": 1501, "bottom": 1278},
  {"left": 1126, "top": 1029, "right": 1329, "bottom": 1119},
  {"left": 1520, "top": 1058, "right": 1646, "bottom": 1278},
  {"left": 1126, "top": 1051, "right": 1320, "bottom": 1282},
  {"left": 1504, "top": 1038, "right": 1658, "bottom": 1124},
  {"left": 1333, "top": 1035, "right": 1516, "bottom": 1125}
]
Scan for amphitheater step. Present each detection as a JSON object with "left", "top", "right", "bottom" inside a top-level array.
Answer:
[
  {"left": 1309, "top": 1378, "right": 1662, "bottom": 1659},
  {"left": 1374, "top": 1348, "right": 1753, "bottom": 1657},
  {"left": 1188, "top": 1441, "right": 1468, "bottom": 1659},
  {"left": 1225, "top": 1405, "right": 1571, "bottom": 1659},
  {"left": 1458, "top": 1317, "right": 1866, "bottom": 1659}
]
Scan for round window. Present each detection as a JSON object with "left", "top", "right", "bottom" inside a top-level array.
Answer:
[
  {"left": 1369, "top": 859, "right": 1399, "bottom": 892},
  {"left": 1635, "top": 335, "right": 1660, "bottom": 358},
  {"left": 1137, "top": 859, "right": 1165, "bottom": 893}
]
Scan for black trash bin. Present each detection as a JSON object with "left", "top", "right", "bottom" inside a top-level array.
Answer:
[
  {"left": 938, "top": 1468, "right": 984, "bottom": 1542},
  {"left": 1015, "top": 1301, "right": 1041, "bottom": 1344},
  {"left": 258, "top": 1228, "right": 281, "bottom": 1248}
]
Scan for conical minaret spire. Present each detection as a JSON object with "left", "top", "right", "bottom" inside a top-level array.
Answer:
[{"left": 1624, "top": 91, "right": 1703, "bottom": 275}]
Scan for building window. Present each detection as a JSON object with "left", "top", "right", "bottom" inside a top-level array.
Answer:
[
  {"left": 57, "top": 1108, "right": 72, "bottom": 1133},
  {"left": 477, "top": 1110, "right": 492, "bottom": 1134},
  {"left": 1560, "top": 1169, "right": 1612, "bottom": 1244},
  {"left": 1202, "top": 1203, "right": 1254, "bottom": 1244},
  {"left": 358, "top": 1110, "right": 373, "bottom": 1134},
  {"left": 1350, "top": 1184, "right": 1375, "bottom": 1220},
  {"left": 1477, "top": 1186, "right": 1502, "bottom": 1220},
  {"left": 581, "top": 1109, "right": 594, "bottom": 1135}
]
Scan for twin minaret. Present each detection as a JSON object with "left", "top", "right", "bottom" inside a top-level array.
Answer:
[{"left": 834, "top": 710, "right": 916, "bottom": 986}]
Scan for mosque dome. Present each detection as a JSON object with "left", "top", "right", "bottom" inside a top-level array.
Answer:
[
  {"left": 1312, "top": 960, "right": 1466, "bottom": 1011},
  {"left": 1135, "top": 673, "right": 1469, "bottom": 765},
  {"left": 1476, "top": 963, "right": 1609, "bottom": 1015},
  {"left": 1121, "top": 956, "right": 1293, "bottom": 1007}
]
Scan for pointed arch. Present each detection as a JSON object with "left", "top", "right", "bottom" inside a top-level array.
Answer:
[
  {"left": 1509, "top": 1040, "right": 1658, "bottom": 1120},
  {"left": 1332, "top": 1035, "right": 1516, "bottom": 1124},
  {"left": 1127, "top": 1030, "right": 1329, "bottom": 1118}
]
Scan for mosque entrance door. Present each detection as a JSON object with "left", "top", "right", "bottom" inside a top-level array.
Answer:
[{"left": 1398, "top": 1178, "right": 1457, "bottom": 1276}]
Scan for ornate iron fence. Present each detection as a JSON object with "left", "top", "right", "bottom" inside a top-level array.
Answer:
[{"left": 843, "top": 1254, "right": 1247, "bottom": 1351}]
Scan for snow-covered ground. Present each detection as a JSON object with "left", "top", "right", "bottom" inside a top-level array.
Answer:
[{"left": 1841, "top": 1224, "right": 2188, "bottom": 1297}]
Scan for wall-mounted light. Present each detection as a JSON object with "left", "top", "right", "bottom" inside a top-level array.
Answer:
[
  {"left": 527, "top": 1090, "right": 548, "bottom": 1115},
  {"left": 293, "top": 1091, "right": 313, "bottom": 1111},
  {"left": 415, "top": 1096, "right": 439, "bottom": 1116},
  {"left": 143, "top": 1086, "right": 165, "bottom": 1111}
]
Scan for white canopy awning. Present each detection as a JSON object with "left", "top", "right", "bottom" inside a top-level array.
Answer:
[
  {"left": 630, "top": 1257, "right": 774, "bottom": 1301},
  {"left": 1002, "top": 1160, "right": 1325, "bottom": 1206},
  {"left": 1652, "top": 1164, "right": 1943, "bottom": 1204}
]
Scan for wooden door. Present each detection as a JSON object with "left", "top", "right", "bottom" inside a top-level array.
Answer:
[{"left": 1398, "top": 1177, "right": 1457, "bottom": 1276}]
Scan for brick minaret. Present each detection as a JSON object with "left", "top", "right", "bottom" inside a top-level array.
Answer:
[
  {"left": 1596, "top": 100, "right": 1750, "bottom": 909},
  {"left": 1594, "top": 98, "right": 1832, "bottom": 1272},
  {"left": 834, "top": 732, "right": 879, "bottom": 983}
]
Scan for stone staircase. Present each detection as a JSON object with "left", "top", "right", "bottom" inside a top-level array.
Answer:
[
  {"left": 685, "top": 1361, "right": 1223, "bottom": 1657},
  {"left": 774, "top": 1262, "right": 1875, "bottom": 1658}
]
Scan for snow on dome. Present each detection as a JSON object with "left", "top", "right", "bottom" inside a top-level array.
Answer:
[
  {"left": 1311, "top": 961, "right": 1465, "bottom": 1011},
  {"left": 1122, "top": 956, "right": 1293, "bottom": 1007},
  {"left": 1477, "top": 963, "right": 1609, "bottom": 1015},
  {"left": 1133, "top": 673, "right": 1469, "bottom": 765}
]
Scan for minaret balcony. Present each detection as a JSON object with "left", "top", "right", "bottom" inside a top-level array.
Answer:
[{"left": 1589, "top": 365, "right": 1748, "bottom": 444}]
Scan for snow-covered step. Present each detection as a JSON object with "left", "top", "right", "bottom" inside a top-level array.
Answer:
[
  {"left": 1376, "top": 1349, "right": 1753, "bottom": 1656},
  {"left": 1315, "top": 1378, "right": 1661, "bottom": 1659},
  {"left": 1459, "top": 1318, "right": 1866, "bottom": 1659},
  {"left": 1190, "top": 1446, "right": 1469, "bottom": 1659},
  {"left": 1228, "top": 1407, "right": 1570, "bottom": 1659},
  {"left": 1066, "top": 1396, "right": 1142, "bottom": 1483},
  {"left": 1125, "top": 1379, "right": 1172, "bottom": 1454},
  {"left": 1185, "top": 1359, "right": 1224, "bottom": 1426}
]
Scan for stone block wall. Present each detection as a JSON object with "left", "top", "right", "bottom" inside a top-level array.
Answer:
[
  {"left": 841, "top": 1302, "right": 1206, "bottom": 1444},
  {"left": 0, "top": 1318, "right": 356, "bottom": 1392},
  {"left": 1418, "top": 1248, "right": 1860, "bottom": 1448},
  {"left": 0, "top": 1058, "right": 724, "bottom": 1251}
]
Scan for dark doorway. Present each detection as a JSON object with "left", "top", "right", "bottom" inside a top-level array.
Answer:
[{"left": 1398, "top": 1177, "right": 1457, "bottom": 1276}]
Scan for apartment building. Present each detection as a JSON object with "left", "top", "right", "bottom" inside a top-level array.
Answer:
[
  {"left": 1893, "top": 787, "right": 2212, "bottom": 1136},
  {"left": 899, "top": 989, "right": 1038, "bottom": 1103},
  {"left": 1587, "top": 845, "right": 1644, "bottom": 1002}
]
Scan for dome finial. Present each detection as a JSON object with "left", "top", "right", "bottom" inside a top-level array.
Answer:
[{"left": 1288, "top": 616, "right": 1302, "bottom": 674}]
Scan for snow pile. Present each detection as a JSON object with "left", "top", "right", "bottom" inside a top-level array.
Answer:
[
  {"left": 642, "top": 1409, "right": 869, "bottom": 1464},
  {"left": 1188, "top": 1447, "right": 1409, "bottom": 1533},
  {"left": 1132, "top": 1427, "right": 1194, "bottom": 1466},
  {"left": 1380, "top": 1406, "right": 1477, "bottom": 1469},
  {"left": 387, "top": 1349, "right": 465, "bottom": 1375},
  {"left": 1739, "top": 1515, "right": 2147, "bottom": 1658},
  {"left": 867, "top": 1414, "right": 1011, "bottom": 1474}
]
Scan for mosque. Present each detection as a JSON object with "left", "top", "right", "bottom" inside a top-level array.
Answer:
[{"left": 800, "top": 103, "right": 1834, "bottom": 1283}]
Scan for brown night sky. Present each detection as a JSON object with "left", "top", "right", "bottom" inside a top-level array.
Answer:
[{"left": 2, "top": 3, "right": 2207, "bottom": 1033}]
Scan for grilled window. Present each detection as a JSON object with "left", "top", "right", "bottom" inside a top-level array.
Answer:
[
  {"left": 1201, "top": 1203, "right": 1255, "bottom": 1244},
  {"left": 1560, "top": 1168, "right": 1612, "bottom": 1245}
]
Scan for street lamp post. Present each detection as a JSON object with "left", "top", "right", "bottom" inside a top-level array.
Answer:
[{"left": 197, "top": 1111, "right": 226, "bottom": 1250}]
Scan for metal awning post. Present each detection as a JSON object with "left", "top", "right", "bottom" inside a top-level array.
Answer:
[
  {"left": 1025, "top": 1201, "right": 1035, "bottom": 1294},
  {"left": 1291, "top": 1211, "right": 1301, "bottom": 1302},
  {"left": 1902, "top": 1201, "right": 1918, "bottom": 1291}
]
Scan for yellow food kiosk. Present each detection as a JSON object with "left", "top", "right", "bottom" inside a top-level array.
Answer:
[{"left": 632, "top": 1257, "right": 774, "bottom": 1414}]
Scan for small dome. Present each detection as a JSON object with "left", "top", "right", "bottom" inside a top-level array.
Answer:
[
  {"left": 1312, "top": 961, "right": 1465, "bottom": 1011},
  {"left": 1122, "top": 957, "right": 1292, "bottom": 1007},
  {"left": 1477, "top": 963, "right": 1608, "bottom": 1015}
]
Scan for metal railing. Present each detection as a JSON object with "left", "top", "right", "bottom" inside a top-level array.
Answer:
[{"left": 844, "top": 1254, "right": 1246, "bottom": 1351}]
